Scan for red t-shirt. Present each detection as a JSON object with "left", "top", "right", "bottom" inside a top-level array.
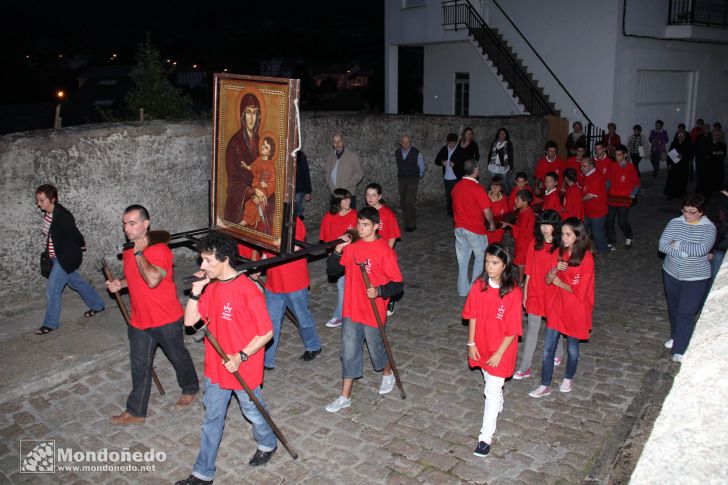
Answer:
[
  {"left": 340, "top": 238, "right": 403, "bottom": 328},
  {"left": 534, "top": 157, "right": 566, "bottom": 190},
  {"left": 594, "top": 155, "right": 614, "bottom": 178},
  {"left": 197, "top": 275, "right": 273, "bottom": 390},
  {"left": 524, "top": 240, "right": 559, "bottom": 316},
  {"left": 581, "top": 170, "right": 608, "bottom": 218},
  {"left": 607, "top": 163, "right": 640, "bottom": 207},
  {"left": 509, "top": 184, "right": 536, "bottom": 211},
  {"left": 512, "top": 206, "right": 535, "bottom": 265},
  {"left": 546, "top": 251, "right": 594, "bottom": 340},
  {"left": 376, "top": 205, "right": 401, "bottom": 242},
  {"left": 124, "top": 244, "right": 183, "bottom": 329},
  {"left": 485, "top": 196, "right": 508, "bottom": 244},
  {"left": 462, "top": 279, "right": 523, "bottom": 378},
  {"left": 562, "top": 183, "right": 585, "bottom": 221},
  {"left": 265, "top": 218, "right": 309, "bottom": 293},
  {"left": 541, "top": 188, "right": 562, "bottom": 213},
  {"left": 237, "top": 243, "right": 256, "bottom": 260},
  {"left": 452, "top": 178, "right": 491, "bottom": 235},
  {"left": 319, "top": 210, "right": 357, "bottom": 242}
]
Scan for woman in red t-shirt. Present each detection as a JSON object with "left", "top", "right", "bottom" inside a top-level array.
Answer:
[
  {"left": 319, "top": 188, "right": 357, "bottom": 328},
  {"left": 463, "top": 243, "right": 522, "bottom": 458},
  {"left": 514, "top": 210, "right": 564, "bottom": 380},
  {"left": 485, "top": 178, "right": 508, "bottom": 244},
  {"left": 529, "top": 217, "right": 594, "bottom": 398}
]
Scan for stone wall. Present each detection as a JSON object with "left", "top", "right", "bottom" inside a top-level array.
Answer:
[
  {"left": 630, "top": 259, "right": 728, "bottom": 484},
  {"left": 0, "top": 114, "right": 546, "bottom": 311}
]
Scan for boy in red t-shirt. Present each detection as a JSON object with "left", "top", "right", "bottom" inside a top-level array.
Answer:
[
  {"left": 606, "top": 145, "right": 640, "bottom": 249},
  {"left": 593, "top": 141, "right": 614, "bottom": 178},
  {"left": 534, "top": 141, "right": 565, "bottom": 195},
  {"left": 580, "top": 157, "right": 609, "bottom": 253},
  {"left": 324, "top": 207, "right": 404, "bottom": 412},
  {"left": 562, "top": 168, "right": 584, "bottom": 221},
  {"left": 502, "top": 190, "right": 535, "bottom": 282},
  {"left": 541, "top": 172, "right": 562, "bottom": 213},
  {"left": 179, "top": 233, "right": 277, "bottom": 481},
  {"left": 509, "top": 172, "right": 537, "bottom": 211}
]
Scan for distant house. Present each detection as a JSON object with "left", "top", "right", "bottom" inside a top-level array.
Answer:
[{"left": 63, "top": 65, "right": 134, "bottom": 125}]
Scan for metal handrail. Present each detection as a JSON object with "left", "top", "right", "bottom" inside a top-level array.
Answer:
[{"left": 668, "top": 0, "right": 728, "bottom": 28}]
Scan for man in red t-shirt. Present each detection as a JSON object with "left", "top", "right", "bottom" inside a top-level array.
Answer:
[
  {"left": 607, "top": 145, "right": 640, "bottom": 249},
  {"left": 534, "top": 141, "right": 565, "bottom": 195},
  {"left": 452, "top": 160, "right": 496, "bottom": 297},
  {"left": 324, "top": 207, "right": 404, "bottom": 413},
  {"left": 580, "top": 157, "right": 609, "bottom": 253},
  {"left": 262, "top": 217, "right": 322, "bottom": 369},
  {"left": 106, "top": 205, "right": 199, "bottom": 425},
  {"left": 593, "top": 141, "right": 614, "bottom": 178},
  {"left": 178, "top": 233, "right": 277, "bottom": 483},
  {"left": 562, "top": 168, "right": 585, "bottom": 221}
]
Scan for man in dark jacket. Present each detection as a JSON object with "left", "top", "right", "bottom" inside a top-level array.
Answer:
[
  {"left": 434, "top": 133, "right": 465, "bottom": 216},
  {"left": 34, "top": 184, "right": 105, "bottom": 335},
  {"left": 294, "top": 150, "right": 312, "bottom": 219},
  {"left": 396, "top": 132, "right": 425, "bottom": 231}
]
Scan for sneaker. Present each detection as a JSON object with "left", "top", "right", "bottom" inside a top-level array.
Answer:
[
  {"left": 378, "top": 374, "right": 396, "bottom": 395},
  {"left": 672, "top": 353, "right": 683, "bottom": 363},
  {"left": 559, "top": 378, "right": 572, "bottom": 393},
  {"left": 325, "top": 396, "right": 351, "bottom": 413},
  {"left": 473, "top": 441, "right": 491, "bottom": 457},
  {"left": 326, "top": 318, "right": 342, "bottom": 328},
  {"left": 512, "top": 368, "right": 531, "bottom": 380},
  {"left": 528, "top": 385, "right": 551, "bottom": 398},
  {"left": 625, "top": 238, "right": 632, "bottom": 249},
  {"left": 664, "top": 339, "right": 673, "bottom": 349},
  {"left": 608, "top": 244, "right": 617, "bottom": 251},
  {"left": 387, "top": 300, "right": 395, "bottom": 317},
  {"left": 553, "top": 357, "right": 562, "bottom": 366}
]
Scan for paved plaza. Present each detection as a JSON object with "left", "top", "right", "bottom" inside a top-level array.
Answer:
[{"left": 0, "top": 176, "right": 684, "bottom": 484}]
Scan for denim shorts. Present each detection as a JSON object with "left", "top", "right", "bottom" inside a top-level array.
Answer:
[{"left": 340, "top": 318, "right": 389, "bottom": 379}]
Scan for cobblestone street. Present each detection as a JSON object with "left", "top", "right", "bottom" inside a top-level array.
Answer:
[{"left": 1, "top": 176, "right": 682, "bottom": 484}]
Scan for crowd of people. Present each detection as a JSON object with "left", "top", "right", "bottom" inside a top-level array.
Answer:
[{"left": 31, "top": 116, "right": 727, "bottom": 482}]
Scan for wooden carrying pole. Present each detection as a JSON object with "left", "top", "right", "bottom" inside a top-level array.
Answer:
[
  {"left": 101, "top": 259, "right": 166, "bottom": 396},
  {"left": 357, "top": 263, "right": 406, "bottom": 399},
  {"left": 198, "top": 325, "right": 299, "bottom": 460}
]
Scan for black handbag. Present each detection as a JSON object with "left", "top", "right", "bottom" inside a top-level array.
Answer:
[{"left": 40, "top": 228, "right": 52, "bottom": 278}]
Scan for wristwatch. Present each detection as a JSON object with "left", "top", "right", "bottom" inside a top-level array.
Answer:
[
  {"left": 239, "top": 351, "right": 249, "bottom": 362},
  {"left": 134, "top": 251, "right": 143, "bottom": 257}
]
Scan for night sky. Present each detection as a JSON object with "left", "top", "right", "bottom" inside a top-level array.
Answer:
[{"left": 1, "top": 1, "right": 384, "bottom": 105}]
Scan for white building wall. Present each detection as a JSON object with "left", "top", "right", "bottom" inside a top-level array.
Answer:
[{"left": 423, "top": 42, "right": 522, "bottom": 116}]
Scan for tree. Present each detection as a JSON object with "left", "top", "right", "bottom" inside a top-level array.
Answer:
[{"left": 125, "top": 35, "right": 192, "bottom": 120}]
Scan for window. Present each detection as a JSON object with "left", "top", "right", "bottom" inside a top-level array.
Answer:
[{"left": 454, "top": 72, "right": 470, "bottom": 116}]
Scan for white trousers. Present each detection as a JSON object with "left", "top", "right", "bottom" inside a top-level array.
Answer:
[{"left": 479, "top": 370, "right": 505, "bottom": 444}]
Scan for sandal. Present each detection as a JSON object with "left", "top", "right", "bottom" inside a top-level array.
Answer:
[
  {"left": 84, "top": 308, "right": 105, "bottom": 318},
  {"left": 33, "top": 326, "right": 54, "bottom": 335}
]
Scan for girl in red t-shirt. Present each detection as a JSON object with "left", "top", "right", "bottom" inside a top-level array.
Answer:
[
  {"left": 485, "top": 178, "right": 508, "bottom": 244},
  {"left": 529, "top": 217, "right": 594, "bottom": 398},
  {"left": 463, "top": 243, "right": 522, "bottom": 457},
  {"left": 514, "top": 210, "right": 564, "bottom": 380},
  {"left": 366, "top": 183, "right": 402, "bottom": 316},
  {"left": 319, "top": 188, "right": 357, "bottom": 328}
]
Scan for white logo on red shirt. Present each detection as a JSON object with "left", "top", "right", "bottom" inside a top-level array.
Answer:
[
  {"left": 620, "top": 174, "right": 626, "bottom": 182},
  {"left": 364, "top": 258, "right": 372, "bottom": 274},
  {"left": 496, "top": 304, "right": 505, "bottom": 320},
  {"left": 221, "top": 302, "right": 233, "bottom": 321},
  {"left": 571, "top": 273, "right": 581, "bottom": 285}
]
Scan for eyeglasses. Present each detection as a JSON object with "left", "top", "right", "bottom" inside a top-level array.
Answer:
[{"left": 682, "top": 208, "right": 700, "bottom": 216}]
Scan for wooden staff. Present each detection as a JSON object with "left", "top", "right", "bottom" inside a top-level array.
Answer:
[
  {"left": 195, "top": 322, "right": 299, "bottom": 460},
  {"left": 357, "top": 262, "right": 406, "bottom": 400},
  {"left": 101, "top": 259, "right": 166, "bottom": 396}
]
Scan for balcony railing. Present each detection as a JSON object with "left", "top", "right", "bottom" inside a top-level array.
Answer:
[{"left": 669, "top": 0, "right": 728, "bottom": 28}]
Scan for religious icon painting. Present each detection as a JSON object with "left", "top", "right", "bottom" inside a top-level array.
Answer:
[{"left": 212, "top": 73, "right": 301, "bottom": 254}]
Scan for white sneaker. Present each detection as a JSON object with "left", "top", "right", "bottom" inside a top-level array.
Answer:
[
  {"left": 378, "top": 374, "right": 396, "bottom": 395},
  {"left": 326, "top": 318, "right": 342, "bottom": 328},
  {"left": 672, "top": 353, "right": 683, "bottom": 363},
  {"left": 664, "top": 339, "right": 673, "bottom": 349},
  {"left": 528, "top": 385, "right": 551, "bottom": 398},
  {"left": 512, "top": 368, "right": 531, "bottom": 380},
  {"left": 559, "top": 378, "right": 572, "bottom": 393},
  {"left": 553, "top": 357, "right": 562, "bottom": 367},
  {"left": 325, "top": 396, "right": 351, "bottom": 412}
]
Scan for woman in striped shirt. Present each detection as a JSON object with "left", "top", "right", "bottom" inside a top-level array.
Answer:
[{"left": 659, "top": 194, "right": 716, "bottom": 362}]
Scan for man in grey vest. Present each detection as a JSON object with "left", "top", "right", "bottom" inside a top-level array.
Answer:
[{"left": 395, "top": 133, "right": 425, "bottom": 231}]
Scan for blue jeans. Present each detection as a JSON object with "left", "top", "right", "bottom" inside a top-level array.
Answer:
[
  {"left": 340, "top": 318, "right": 389, "bottom": 379},
  {"left": 43, "top": 257, "right": 105, "bottom": 329},
  {"left": 584, "top": 215, "right": 608, "bottom": 253},
  {"left": 540, "top": 328, "right": 580, "bottom": 386},
  {"left": 264, "top": 288, "right": 321, "bottom": 368},
  {"left": 294, "top": 192, "right": 306, "bottom": 217},
  {"left": 454, "top": 228, "right": 487, "bottom": 297},
  {"left": 663, "top": 271, "right": 710, "bottom": 355},
  {"left": 331, "top": 276, "right": 346, "bottom": 321},
  {"left": 192, "top": 378, "right": 276, "bottom": 481},
  {"left": 126, "top": 318, "right": 199, "bottom": 417}
]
